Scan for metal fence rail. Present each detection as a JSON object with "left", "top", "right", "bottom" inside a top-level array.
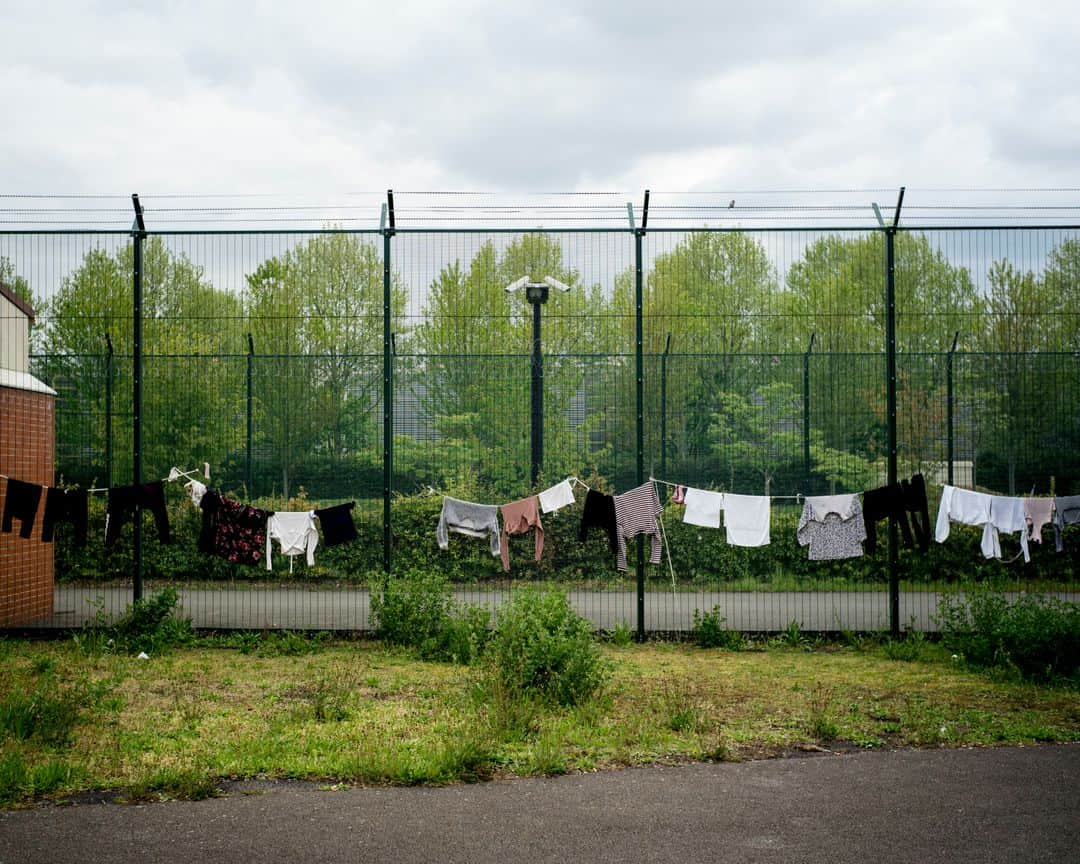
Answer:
[{"left": 3, "top": 200, "right": 1080, "bottom": 634}]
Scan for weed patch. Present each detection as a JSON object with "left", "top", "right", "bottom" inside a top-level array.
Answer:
[
  {"left": 692, "top": 606, "right": 745, "bottom": 650},
  {"left": 79, "top": 587, "right": 194, "bottom": 656},
  {"left": 937, "top": 590, "right": 1080, "bottom": 682},
  {"left": 371, "top": 569, "right": 489, "bottom": 663},
  {"left": 484, "top": 588, "right": 608, "bottom": 707}
]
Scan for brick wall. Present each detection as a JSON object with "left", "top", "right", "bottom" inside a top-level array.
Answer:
[{"left": 0, "top": 385, "right": 55, "bottom": 625}]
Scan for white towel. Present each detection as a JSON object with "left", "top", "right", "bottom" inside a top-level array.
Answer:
[
  {"left": 682, "top": 488, "right": 724, "bottom": 529},
  {"left": 538, "top": 479, "right": 576, "bottom": 514},
  {"left": 723, "top": 493, "right": 771, "bottom": 547}
]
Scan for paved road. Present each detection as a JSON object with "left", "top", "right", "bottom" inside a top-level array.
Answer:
[
  {"left": 27, "top": 585, "right": 1080, "bottom": 633},
  {"left": 1, "top": 746, "right": 1077, "bottom": 863}
]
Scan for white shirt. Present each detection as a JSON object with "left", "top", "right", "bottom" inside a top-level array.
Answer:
[
  {"left": 682, "top": 488, "right": 724, "bottom": 529},
  {"left": 987, "top": 496, "right": 1030, "bottom": 563},
  {"left": 266, "top": 511, "right": 318, "bottom": 571},
  {"left": 935, "top": 485, "right": 992, "bottom": 543},
  {"left": 935, "top": 485, "right": 1028, "bottom": 561}
]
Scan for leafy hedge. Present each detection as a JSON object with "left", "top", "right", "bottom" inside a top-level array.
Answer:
[
  {"left": 54, "top": 481, "right": 1080, "bottom": 586},
  {"left": 938, "top": 589, "right": 1080, "bottom": 682}
]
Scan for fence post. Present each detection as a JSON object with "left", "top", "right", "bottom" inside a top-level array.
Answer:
[
  {"left": 885, "top": 187, "right": 904, "bottom": 638},
  {"left": 382, "top": 192, "right": 396, "bottom": 578},
  {"left": 246, "top": 333, "right": 254, "bottom": 497},
  {"left": 634, "top": 191, "right": 648, "bottom": 641},
  {"left": 946, "top": 331, "right": 959, "bottom": 485},
  {"left": 130, "top": 194, "right": 145, "bottom": 602},
  {"left": 802, "top": 332, "right": 815, "bottom": 492},
  {"left": 104, "top": 333, "right": 113, "bottom": 487}
]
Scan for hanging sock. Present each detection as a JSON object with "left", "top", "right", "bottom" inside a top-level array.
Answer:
[
  {"left": 1, "top": 478, "right": 43, "bottom": 539},
  {"left": 671, "top": 485, "right": 686, "bottom": 505},
  {"left": 185, "top": 479, "right": 207, "bottom": 507}
]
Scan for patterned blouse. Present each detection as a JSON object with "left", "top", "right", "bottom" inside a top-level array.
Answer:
[
  {"left": 797, "top": 495, "right": 867, "bottom": 560},
  {"left": 199, "top": 491, "right": 269, "bottom": 566}
]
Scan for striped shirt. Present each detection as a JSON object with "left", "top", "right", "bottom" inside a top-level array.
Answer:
[{"left": 613, "top": 482, "right": 663, "bottom": 572}]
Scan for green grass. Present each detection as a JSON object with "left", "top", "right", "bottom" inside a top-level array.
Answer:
[{"left": 1, "top": 636, "right": 1078, "bottom": 805}]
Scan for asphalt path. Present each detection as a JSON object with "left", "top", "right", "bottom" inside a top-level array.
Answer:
[
  {"left": 29, "top": 585, "right": 1080, "bottom": 632},
  {"left": 1, "top": 746, "right": 1077, "bottom": 863}
]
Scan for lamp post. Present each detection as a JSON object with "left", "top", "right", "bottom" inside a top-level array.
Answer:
[{"left": 506, "top": 275, "right": 573, "bottom": 486}]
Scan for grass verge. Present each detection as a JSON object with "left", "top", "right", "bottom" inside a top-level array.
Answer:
[{"left": 1, "top": 636, "right": 1078, "bottom": 806}]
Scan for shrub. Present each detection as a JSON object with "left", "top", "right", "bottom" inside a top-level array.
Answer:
[
  {"left": 370, "top": 568, "right": 454, "bottom": 658},
  {"left": 484, "top": 588, "right": 608, "bottom": 706},
  {"left": 937, "top": 590, "right": 1080, "bottom": 681},
  {"left": 81, "top": 587, "right": 194, "bottom": 656},
  {"left": 691, "top": 605, "right": 745, "bottom": 650},
  {"left": 370, "top": 568, "right": 489, "bottom": 663}
]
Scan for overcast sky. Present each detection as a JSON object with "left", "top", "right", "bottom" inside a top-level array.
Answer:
[{"left": 2, "top": 0, "right": 1078, "bottom": 198}]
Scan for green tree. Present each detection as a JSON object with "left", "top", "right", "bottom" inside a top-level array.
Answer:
[
  {"left": 40, "top": 240, "right": 243, "bottom": 484},
  {"left": 611, "top": 232, "right": 779, "bottom": 477},
  {"left": 773, "top": 232, "right": 978, "bottom": 457},
  {"left": 1041, "top": 237, "right": 1080, "bottom": 350},
  {"left": 974, "top": 260, "right": 1056, "bottom": 493},
  {"left": 413, "top": 235, "right": 599, "bottom": 493},
  {"left": 707, "top": 382, "right": 874, "bottom": 496},
  {"left": 245, "top": 233, "right": 404, "bottom": 498}
]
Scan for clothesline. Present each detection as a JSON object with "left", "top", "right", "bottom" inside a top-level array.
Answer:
[
  {"left": 85, "top": 464, "right": 210, "bottom": 494},
  {"left": 649, "top": 476, "right": 803, "bottom": 502}
]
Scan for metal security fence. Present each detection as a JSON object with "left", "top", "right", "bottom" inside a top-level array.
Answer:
[{"left": 3, "top": 190, "right": 1080, "bottom": 634}]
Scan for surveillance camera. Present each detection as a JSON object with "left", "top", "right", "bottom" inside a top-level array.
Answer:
[
  {"left": 505, "top": 276, "right": 529, "bottom": 293},
  {"left": 543, "top": 276, "right": 573, "bottom": 293}
]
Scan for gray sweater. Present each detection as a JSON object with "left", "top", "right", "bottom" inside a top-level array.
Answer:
[{"left": 437, "top": 496, "right": 501, "bottom": 556}]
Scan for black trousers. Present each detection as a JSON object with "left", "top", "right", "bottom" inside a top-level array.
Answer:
[
  {"left": 42, "top": 487, "right": 89, "bottom": 547},
  {"left": 2, "top": 478, "right": 42, "bottom": 539},
  {"left": 105, "top": 481, "right": 170, "bottom": 548}
]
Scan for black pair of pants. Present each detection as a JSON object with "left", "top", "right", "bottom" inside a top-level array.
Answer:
[
  {"left": 42, "top": 487, "right": 89, "bottom": 547},
  {"left": 105, "top": 481, "right": 170, "bottom": 548},
  {"left": 863, "top": 473, "right": 930, "bottom": 554},
  {"left": 579, "top": 489, "right": 617, "bottom": 553},
  {"left": 2, "top": 478, "right": 42, "bottom": 538}
]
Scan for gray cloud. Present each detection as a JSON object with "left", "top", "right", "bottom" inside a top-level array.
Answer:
[{"left": 0, "top": 0, "right": 1077, "bottom": 199}]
